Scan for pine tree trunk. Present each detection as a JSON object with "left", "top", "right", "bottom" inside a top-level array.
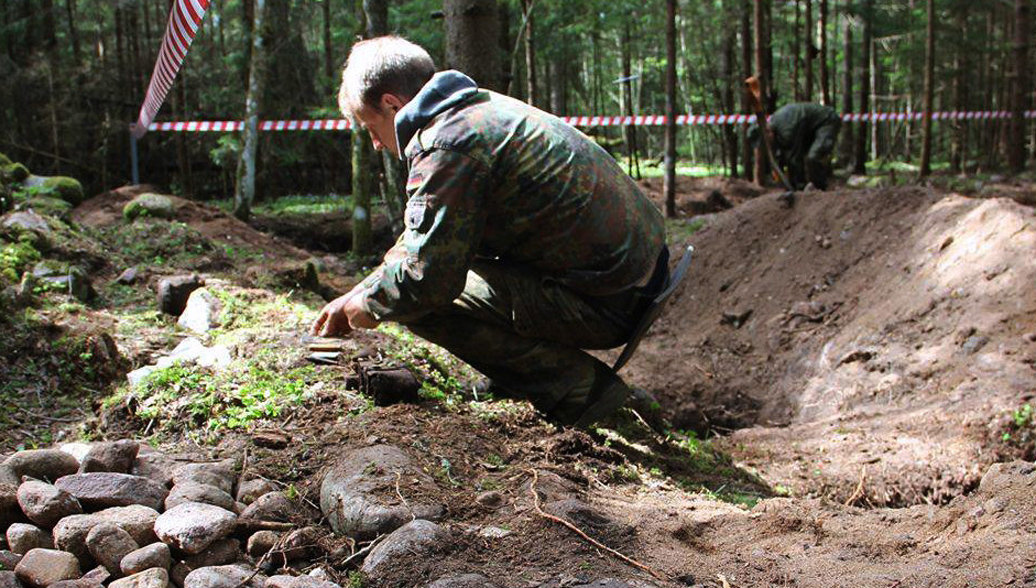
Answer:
[
  {"left": 949, "top": 6, "right": 967, "bottom": 173},
  {"left": 1006, "top": 0, "right": 1031, "bottom": 172},
  {"left": 364, "top": 0, "right": 406, "bottom": 235},
  {"left": 663, "top": 0, "right": 677, "bottom": 218},
  {"left": 753, "top": 0, "right": 771, "bottom": 185},
  {"left": 741, "top": 0, "right": 754, "bottom": 179},
  {"left": 234, "top": 0, "right": 266, "bottom": 221},
  {"left": 840, "top": 6, "right": 854, "bottom": 166},
  {"left": 622, "top": 21, "right": 640, "bottom": 179},
  {"left": 805, "top": 0, "right": 813, "bottom": 101},
  {"left": 444, "top": 0, "right": 501, "bottom": 91},
  {"left": 918, "top": 0, "right": 935, "bottom": 177},
  {"left": 793, "top": 1, "right": 801, "bottom": 101},
  {"left": 819, "top": 0, "right": 830, "bottom": 105},
  {"left": 522, "top": 0, "right": 536, "bottom": 106},
  {"left": 853, "top": 0, "right": 870, "bottom": 174},
  {"left": 351, "top": 0, "right": 372, "bottom": 252},
  {"left": 323, "top": 0, "right": 333, "bottom": 89}
]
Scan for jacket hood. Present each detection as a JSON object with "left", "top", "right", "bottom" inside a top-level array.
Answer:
[{"left": 394, "top": 70, "right": 479, "bottom": 159}]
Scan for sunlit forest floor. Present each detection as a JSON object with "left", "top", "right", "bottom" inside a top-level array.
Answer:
[{"left": 2, "top": 164, "right": 1036, "bottom": 586}]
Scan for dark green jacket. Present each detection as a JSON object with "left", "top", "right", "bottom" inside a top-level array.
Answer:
[
  {"left": 359, "top": 71, "right": 665, "bottom": 322},
  {"left": 770, "top": 102, "right": 840, "bottom": 166}
]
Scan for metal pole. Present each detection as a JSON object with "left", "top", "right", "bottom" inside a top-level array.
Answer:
[{"left": 130, "top": 132, "right": 139, "bottom": 185}]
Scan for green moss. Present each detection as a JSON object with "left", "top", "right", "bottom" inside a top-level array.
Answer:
[
  {"left": 0, "top": 152, "right": 11, "bottom": 166},
  {"left": 26, "top": 196, "right": 73, "bottom": 219},
  {"left": 0, "top": 239, "right": 41, "bottom": 282},
  {"left": 42, "top": 177, "right": 85, "bottom": 205},
  {"left": 3, "top": 163, "right": 29, "bottom": 182}
]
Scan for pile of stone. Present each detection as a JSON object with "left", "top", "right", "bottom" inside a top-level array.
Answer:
[{"left": 0, "top": 442, "right": 338, "bottom": 588}]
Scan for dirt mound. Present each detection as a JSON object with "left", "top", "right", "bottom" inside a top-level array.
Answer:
[
  {"left": 623, "top": 185, "right": 1036, "bottom": 506},
  {"left": 72, "top": 185, "right": 310, "bottom": 264}
]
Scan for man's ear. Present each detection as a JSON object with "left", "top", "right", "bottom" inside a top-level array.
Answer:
[{"left": 380, "top": 93, "right": 405, "bottom": 114}]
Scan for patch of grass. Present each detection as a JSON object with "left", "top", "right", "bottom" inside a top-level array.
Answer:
[
  {"left": 630, "top": 161, "right": 726, "bottom": 178},
  {"left": 97, "top": 219, "right": 212, "bottom": 268},
  {"left": 1000, "top": 403, "right": 1035, "bottom": 450},
  {"left": 208, "top": 289, "right": 314, "bottom": 345},
  {"left": 666, "top": 217, "right": 707, "bottom": 243},
  {"left": 0, "top": 237, "right": 41, "bottom": 282},
  {"left": 129, "top": 350, "right": 317, "bottom": 433},
  {"left": 211, "top": 194, "right": 354, "bottom": 216}
]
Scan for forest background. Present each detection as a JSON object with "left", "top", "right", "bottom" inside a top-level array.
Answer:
[{"left": 1, "top": 0, "right": 1033, "bottom": 224}]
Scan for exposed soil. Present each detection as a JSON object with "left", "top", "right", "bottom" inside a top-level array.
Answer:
[{"left": 4, "top": 173, "right": 1036, "bottom": 587}]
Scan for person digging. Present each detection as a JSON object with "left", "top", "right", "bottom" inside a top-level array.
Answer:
[
  {"left": 310, "top": 36, "right": 676, "bottom": 429},
  {"left": 748, "top": 102, "right": 842, "bottom": 192}
]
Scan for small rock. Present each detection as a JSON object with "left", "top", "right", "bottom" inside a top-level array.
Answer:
[
  {"left": 116, "top": 268, "right": 139, "bottom": 285},
  {"left": 120, "top": 543, "right": 171, "bottom": 576},
  {"left": 109, "top": 568, "right": 169, "bottom": 588},
  {"left": 245, "top": 531, "right": 278, "bottom": 559},
  {"left": 360, "top": 520, "right": 448, "bottom": 579},
  {"left": 181, "top": 538, "right": 240, "bottom": 569},
  {"left": 1, "top": 211, "right": 50, "bottom": 234},
  {"left": 154, "top": 502, "right": 237, "bottom": 555},
  {"left": 14, "top": 548, "right": 81, "bottom": 587},
  {"left": 474, "top": 491, "right": 504, "bottom": 509},
  {"left": 239, "top": 493, "right": 292, "bottom": 523},
  {"left": 6, "top": 524, "right": 52, "bottom": 555},
  {"left": 279, "top": 527, "right": 323, "bottom": 562},
  {"left": 53, "top": 505, "right": 159, "bottom": 565},
  {"left": 182, "top": 565, "right": 265, "bottom": 588},
  {"left": 31, "top": 261, "right": 94, "bottom": 302},
  {"left": 1, "top": 484, "right": 25, "bottom": 534},
  {"left": 79, "top": 441, "right": 140, "bottom": 475},
  {"left": 165, "top": 483, "right": 235, "bottom": 512},
  {"left": 3, "top": 451, "right": 79, "bottom": 483},
  {"left": 477, "top": 526, "right": 511, "bottom": 539},
  {"left": 177, "top": 289, "right": 220, "bottom": 334},
  {"left": 0, "top": 550, "right": 22, "bottom": 570},
  {"left": 55, "top": 473, "right": 168, "bottom": 511},
  {"left": 86, "top": 523, "right": 138, "bottom": 576},
  {"left": 250, "top": 432, "right": 289, "bottom": 450},
  {"left": 234, "top": 480, "right": 277, "bottom": 505},
  {"left": 157, "top": 275, "right": 204, "bottom": 317},
  {"left": 961, "top": 335, "right": 989, "bottom": 355},
  {"left": 0, "top": 467, "right": 18, "bottom": 487},
  {"left": 426, "top": 574, "right": 500, "bottom": 588},
  {"left": 0, "top": 571, "right": 21, "bottom": 588},
  {"left": 172, "top": 462, "right": 236, "bottom": 496}
]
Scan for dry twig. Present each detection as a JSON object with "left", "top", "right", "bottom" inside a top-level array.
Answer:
[
  {"left": 844, "top": 465, "right": 867, "bottom": 507},
  {"left": 395, "top": 470, "right": 416, "bottom": 521},
  {"left": 527, "top": 468, "right": 668, "bottom": 582}
]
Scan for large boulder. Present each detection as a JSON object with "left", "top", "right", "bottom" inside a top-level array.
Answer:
[
  {"left": 54, "top": 473, "right": 168, "bottom": 511},
  {"left": 40, "top": 177, "right": 85, "bottom": 206},
  {"left": 319, "top": 445, "right": 445, "bottom": 539},
  {"left": 153, "top": 502, "right": 237, "bottom": 555},
  {"left": 123, "top": 193, "right": 174, "bottom": 221}
]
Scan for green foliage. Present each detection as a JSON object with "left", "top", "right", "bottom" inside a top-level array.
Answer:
[
  {"left": 666, "top": 217, "right": 706, "bottom": 244},
  {"left": 132, "top": 351, "right": 316, "bottom": 432},
  {"left": 3, "top": 163, "right": 29, "bottom": 182},
  {"left": 211, "top": 193, "right": 353, "bottom": 216},
  {"left": 345, "top": 571, "right": 366, "bottom": 588}
]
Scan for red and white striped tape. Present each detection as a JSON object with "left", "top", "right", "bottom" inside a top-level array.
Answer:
[
  {"left": 147, "top": 110, "right": 1036, "bottom": 132},
  {"left": 133, "top": 0, "right": 211, "bottom": 138}
]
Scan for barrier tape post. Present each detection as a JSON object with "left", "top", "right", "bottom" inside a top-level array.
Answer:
[{"left": 130, "top": 134, "right": 139, "bottom": 185}]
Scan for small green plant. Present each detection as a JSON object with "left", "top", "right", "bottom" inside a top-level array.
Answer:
[
  {"left": 346, "top": 571, "right": 366, "bottom": 588},
  {"left": 0, "top": 238, "right": 41, "bottom": 282}
]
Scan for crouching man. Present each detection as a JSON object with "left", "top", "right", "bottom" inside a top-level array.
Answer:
[{"left": 311, "top": 36, "right": 667, "bottom": 428}]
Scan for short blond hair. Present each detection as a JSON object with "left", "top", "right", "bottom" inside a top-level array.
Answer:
[{"left": 339, "top": 36, "right": 436, "bottom": 115}]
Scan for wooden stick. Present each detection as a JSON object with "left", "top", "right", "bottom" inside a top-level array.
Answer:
[
  {"left": 527, "top": 468, "right": 668, "bottom": 582},
  {"left": 844, "top": 465, "right": 867, "bottom": 506}
]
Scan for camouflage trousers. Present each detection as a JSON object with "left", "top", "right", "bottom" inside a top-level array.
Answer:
[{"left": 402, "top": 255, "right": 665, "bottom": 426}]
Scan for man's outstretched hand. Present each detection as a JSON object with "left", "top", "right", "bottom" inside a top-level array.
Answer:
[{"left": 310, "top": 288, "right": 379, "bottom": 337}]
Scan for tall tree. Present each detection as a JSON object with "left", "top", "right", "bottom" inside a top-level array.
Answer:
[
  {"left": 234, "top": 0, "right": 266, "bottom": 221},
  {"left": 741, "top": 0, "right": 754, "bottom": 179},
  {"left": 949, "top": 2, "right": 968, "bottom": 173},
  {"left": 722, "top": 2, "right": 739, "bottom": 178},
  {"left": 918, "top": 0, "right": 935, "bottom": 177},
  {"left": 621, "top": 21, "right": 640, "bottom": 179},
  {"left": 840, "top": 7, "right": 854, "bottom": 166},
  {"left": 663, "top": 0, "right": 677, "bottom": 218},
  {"left": 365, "top": 0, "right": 406, "bottom": 235},
  {"left": 351, "top": 0, "right": 372, "bottom": 253},
  {"left": 444, "top": 0, "right": 501, "bottom": 91},
  {"left": 804, "top": 0, "right": 813, "bottom": 101},
  {"left": 753, "top": 0, "right": 772, "bottom": 184},
  {"left": 819, "top": 0, "right": 830, "bottom": 105},
  {"left": 522, "top": 0, "right": 536, "bottom": 106},
  {"left": 1006, "top": 0, "right": 1031, "bottom": 172},
  {"left": 853, "top": 0, "right": 871, "bottom": 174}
]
